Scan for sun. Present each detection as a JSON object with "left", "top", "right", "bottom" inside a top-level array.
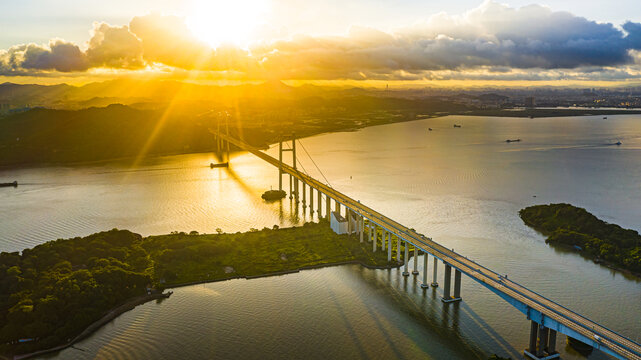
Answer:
[{"left": 187, "top": 0, "right": 269, "bottom": 48}]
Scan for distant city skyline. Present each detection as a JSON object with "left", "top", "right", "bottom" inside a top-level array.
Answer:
[{"left": 2, "top": 0, "right": 641, "bottom": 85}]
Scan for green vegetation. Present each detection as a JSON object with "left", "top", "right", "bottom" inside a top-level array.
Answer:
[
  {"left": 146, "top": 221, "right": 400, "bottom": 286},
  {"left": 519, "top": 203, "right": 641, "bottom": 273},
  {"left": 0, "top": 221, "right": 397, "bottom": 356},
  {"left": 0, "top": 230, "right": 152, "bottom": 355}
]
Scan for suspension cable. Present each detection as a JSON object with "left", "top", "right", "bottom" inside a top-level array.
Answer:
[{"left": 297, "top": 140, "right": 333, "bottom": 189}]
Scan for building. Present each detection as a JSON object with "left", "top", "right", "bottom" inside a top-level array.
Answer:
[
  {"left": 330, "top": 211, "right": 348, "bottom": 234},
  {"left": 525, "top": 96, "right": 536, "bottom": 108}
]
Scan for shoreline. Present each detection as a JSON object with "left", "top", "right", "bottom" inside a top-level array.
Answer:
[
  {"left": 12, "top": 293, "right": 170, "bottom": 360},
  {"left": 550, "top": 242, "right": 641, "bottom": 280},
  {"left": 8, "top": 259, "right": 402, "bottom": 360}
]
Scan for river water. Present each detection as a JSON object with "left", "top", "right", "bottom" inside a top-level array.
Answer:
[{"left": 1, "top": 115, "right": 640, "bottom": 359}]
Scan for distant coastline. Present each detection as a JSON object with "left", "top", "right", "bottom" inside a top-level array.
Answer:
[{"left": 2, "top": 106, "right": 639, "bottom": 170}]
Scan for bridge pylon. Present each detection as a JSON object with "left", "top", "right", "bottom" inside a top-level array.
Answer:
[{"left": 278, "top": 134, "right": 297, "bottom": 197}]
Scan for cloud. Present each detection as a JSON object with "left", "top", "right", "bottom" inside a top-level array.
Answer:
[
  {"left": 0, "top": 40, "right": 89, "bottom": 74},
  {"left": 86, "top": 22, "right": 144, "bottom": 69},
  {"left": 3, "top": 1, "right": 641, "bottom": 82}
]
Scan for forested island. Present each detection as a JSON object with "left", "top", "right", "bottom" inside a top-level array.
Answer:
[
  {"left": 0, "top": 221, "right": 401, "bottom": 357},
  {"left": 519, "top": 203, "right": 641, "bottom": 274}
]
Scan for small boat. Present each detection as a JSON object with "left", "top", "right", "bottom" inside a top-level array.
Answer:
[
  {"left": 0, "top": 181, "right": 17, "bottom": 188},
  {"left": 505, "top": 139, "right": 521, "bottom": 143},
  {"left": 262, "top": 189, "right": 286, "bottom": 201},
  {"left": 615, "top": 141, "right": 622, "bottom": 146},
  {"left": 210, "top": 162, "right": 229, "bottom": 168},
  {"left": 453, "top": 124, "right": 462, "bottom": 128},
  {"left": 428, "top": 128, "right": 433, "bottom": 131},
  {"left": 603, "top": 116, "right": 608, "bottom": 119}
]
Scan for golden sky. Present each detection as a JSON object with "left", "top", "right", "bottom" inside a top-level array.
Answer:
[{"left": 2, "top": 0, "right": 641, "bottom": 86}]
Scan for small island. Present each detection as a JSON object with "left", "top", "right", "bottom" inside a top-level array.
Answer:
[
  {"left": 519, "top": 203, "right": 641, "bottom": 275},
  {"left": 0, "top": 221, "right": 403, "bottom": 358}
]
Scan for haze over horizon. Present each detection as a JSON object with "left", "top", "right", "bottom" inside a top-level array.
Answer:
[{"left": 3, "top": 0, "right": 641, "bottom": 87}]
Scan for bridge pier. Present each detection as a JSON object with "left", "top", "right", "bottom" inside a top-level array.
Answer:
[
  {"left": 359, "top": 216, "right": 364, "bottom": 242},
  {"left": 326, "top": 196, "right": 330, "bottom": 218},
  {"left": 368, "top": 221, "right": 373, "bottom": 242},
  {"left": 431, "top": 257, "right": 439, "bottom": 287},
  {"left": 372, "top": 224, "right": 377, "bottom": 252},
  {"left": 294, "top": 178, "right": 299, "bottom": 202},
  {"left": 382, "top": 229, "right": 386, "bottom": 252},
  {"left": 524, "top": 321, "right": 560, "bottom": 360},
  {"left": 317, "top": 190, "right": 322, "bottom": 217},
  {"left": 453, "top": 269, "right": 462, "bottom": 299},
  {"left": 442, "top": 264, "right": 462, "bottom": 303},
  {"left": 289, "top": 175, "right": 293, "bottom": 199},
  {"left": 402, "top": 242, "right": 410, "bottom": 276},
  {"left": 309, "top": 187, "right": 314, "bottom": 214},
  {"left": 442, "top": 264, "right": 451, "bottom": 300},
  {"left": 302, "top": 183, "right": 306, "bottom": 208},
  {"left": 412, "top": 249, "right": 419, "bottom": 275},
  {"left": 396, "top": 236, "right": 401, "bottom": 262},
  {"left": 421, "top": 254, "right": 430, "bottom": 288},
  {"left": 387, "top": 232, "right": 392, "bottom": 261}
]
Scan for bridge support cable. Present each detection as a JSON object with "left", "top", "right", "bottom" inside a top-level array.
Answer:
[{"left": 297, "top": 139, "right": 333, "bottom": 189}]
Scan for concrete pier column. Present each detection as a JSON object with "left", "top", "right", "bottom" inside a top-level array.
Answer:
[
  {"left": 335, "top": 199, "right": 340, "bottom": 213},
  {"left": 302, "top": 183, "right": 307, "bottom": 208},
  {"left": 453, "top": 269, "right": 462, "bottom": 299},
  {"left": 294, "top": 178, "right": 299, "bottom": 202},
  {"left": 412, "top": 249, "right": 419, "bottom": 275},
  {"left": 309, "top": 187, "right": 314, "bottom": 214},
  {"left": 372, "top": 225, "right": 377, "bottom": 252},
  {"left": 547, "top": 329, "right": 557, "bottom": 354},
  {"left": 421, "top": 254, "right": 429, "bottom": 288},
  {"left": 528, "top": 320, "right": 538, "bottom": 354},
  {"left": 359, "top": 217, "right": 364, "bottom": 243},
  {"left": 537, "top": 325, "right": 549, "bottom": 357},
  {"left": 326, "top": 196, "right": 331, "bottom": 218},
  {"left": 318, "top": 191, "right": 322, "bottom": 218},
  {"left": 387, "top": 233, "right": 392, "bottom": 261},
  {"left": 442, "top": 264, "right": 452, "bottom": 301},
  {"left": 431, "top": 257, "right": 439, "bottom": 287},
  {"left": 368, "top": 222, "right": 373, "bottom": 242},
  {"left": 396, "top": 236, "right": 401, "bottom": 261},
  {"left": 382, "top": 229, "right": 387, "bottom": 251},
  {"left": 289, "top": 175, "right": 293, "bottom": 199},
  {"left": 402, "top": 242, "right": 410, "bottom": 276}
]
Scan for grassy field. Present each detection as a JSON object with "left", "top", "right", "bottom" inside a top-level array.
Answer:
[{"left": 144, "top": 220, "right": 407, "bottom": 286}]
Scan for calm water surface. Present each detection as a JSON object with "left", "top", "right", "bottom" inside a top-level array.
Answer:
[{"left": 1, "top": 115, "right": 640, "bottom": 359}]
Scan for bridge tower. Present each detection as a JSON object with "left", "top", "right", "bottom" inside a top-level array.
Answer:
[
  {"left": 211, "top": 112, "right": 230, "bottom": 167},
  {"left": 279, "top": 134, "right": 297, "bottom": 197}
]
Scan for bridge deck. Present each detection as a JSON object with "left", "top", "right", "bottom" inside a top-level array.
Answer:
[{"left": 216, "top": 132, "right": 641, "bottom": 360}]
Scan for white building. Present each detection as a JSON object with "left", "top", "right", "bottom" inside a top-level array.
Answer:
[{"left": 330, "top": 211, "right": 348, "bottom": 234}]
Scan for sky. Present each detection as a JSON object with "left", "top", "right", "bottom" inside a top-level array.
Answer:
[{"left": 2, "top": 0, "right": 641, "bottom": 86}]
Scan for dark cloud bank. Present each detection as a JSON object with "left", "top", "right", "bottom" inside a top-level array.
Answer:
[{"left": 2, "top": 1, "right": 641, "bottom": 80}]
